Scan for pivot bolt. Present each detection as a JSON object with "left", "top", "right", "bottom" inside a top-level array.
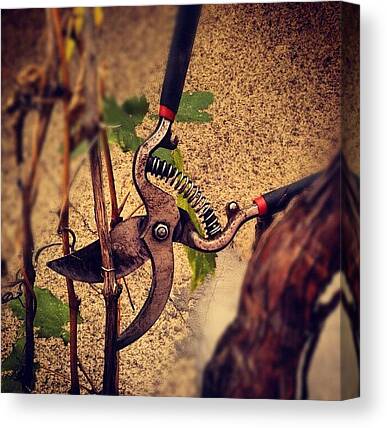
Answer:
[
  {"left": 228, "top": 201, "right": 239, "bottom": 212},
  {"left": 153, "top": 223, "right": 169, "bottom": 241}
]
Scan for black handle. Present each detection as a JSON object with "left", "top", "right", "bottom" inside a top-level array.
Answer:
[
  {"left": 263, "top": 173, "right": 320, "bottom": 215},
  {"left": 159, "top": 5, "right": 202, "bottom": 121}
]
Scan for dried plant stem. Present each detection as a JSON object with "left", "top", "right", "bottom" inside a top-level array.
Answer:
[
  {"left": 89, "top": 141, "right": 121, "bottom": 395},
  {"left": 20, "top": 110, "right": 54, "bottom": 392},
  {"left": 77, "top": 358, "right": 98, "bottom": 394},
  {"left": 19, "top": 10, "right": 58, "bottom": 392},
  {"left": 115, "top": 292, "right": 121, "bottom": 391},
  {"left": 20, "top": 188, "right": 36, "bottom": 392},
  {"left": 99, "top": 78, "right": 122, "bottom": 389},
  {"left": 127, "top": 203, "right": 144, "bottom": 219},
  {"left": 83, "top": 9, "right": 120, "bottom": 395},
  {"left": 101, "top": 121, "right": 121, "bottom": 392},
  {"left": 13, "top": 110, "right": 27, "bottom": 165},
  {"left": 101, "top": 129, "right": 121, "bottom": 227},
  {"left": 118, "top": 190, "right": 131, "bottom": 216},
  {"left": 51, "top": 8, "right": 81, "bottom": 395},
  {"left": 99, "top": 79, "right": 121, "bottom": 228}
]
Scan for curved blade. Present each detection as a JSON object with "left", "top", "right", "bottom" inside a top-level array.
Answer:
[
  {"left": 115, "top": 236, "right": 174, "bottom": 350},
  {"left": 47, "top": 217, "right": 150, "bottom": 283}
]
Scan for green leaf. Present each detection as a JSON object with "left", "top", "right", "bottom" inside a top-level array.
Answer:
[
  {"left": 175, "top": 91, "right": 214, "bottom": 123},
  {"left": 180, "top": 203, "right": 217, "bottom": 290},
  {"left": 103, "top": 96, "right": 149, "bottom": 153},
  {"left": 61, "top": 330, "right": 70, "bottom": 344},
  {"left": 172, "top": 147, "right": 184, "bottom": 171},
  {"left": 151, "top": 146, "right": 183, "bottom": 167},
  {"left": 2, "top": 333, "right": 39, "bottom": 390},
  {"left": 9, "top": 287, "right": 79, "bottom": 343},
  {"left": 1, "top": 337, "right": 25, "bottom": 373},
  {"left": 173, "top": 150, "right": 199, "bottom": 231},
  {"left": 180, "top": 197, "right": 217, "bottom": 290},
  {"left": 1, "top": 375, "right": 23, "bottom": 393},
  {"left": 152, "top": 147, "right": 217, "bottom": 290},
  {"left": 175, "top": 155, "right": 217, "bottom": 290},
  {"left": 121, "top": 96, "right": 149, "bottom": 126},
  {"left": 150, "top": 91, "right": 214, "bottom": 123},
  {"left": 187, "top": 247, "right": 217, "bottom": 290}
]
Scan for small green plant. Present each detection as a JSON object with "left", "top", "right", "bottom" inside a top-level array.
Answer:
[{"left": 1, "top": 287, "right": 80, "bottom": 392}]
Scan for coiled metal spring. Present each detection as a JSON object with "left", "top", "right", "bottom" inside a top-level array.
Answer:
[{"left": 146, "top": 156, "right": 222, "bottom": 238}]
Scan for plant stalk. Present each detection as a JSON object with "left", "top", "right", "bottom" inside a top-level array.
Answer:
[
  {"left": 101, "top": 115, "right": 122, "bottom": 391},
  {"left": 19, "top": 10, "right": 59, "bottom": 391},
  {"left": 99, "top": 79, "right": 122, "bottom": 389},
  {"left": 83, "top": 9, "right": 120, "bottom": 395},
  {"left": 99, "top": 77, "right": 121, "bottom": 228},
  {"left": 88, "top": 141, "right": 120, "bottom": 395},
  {"left": 51, "top": 8, "right": 81, "bottom": 394}
]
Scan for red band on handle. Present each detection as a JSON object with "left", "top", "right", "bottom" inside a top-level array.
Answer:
[
  {"left": 253, "top": 195, "right": 268, "bottom": 216},
  {"left": 159, "top": 105, "right": 176, "bottom": 121}
]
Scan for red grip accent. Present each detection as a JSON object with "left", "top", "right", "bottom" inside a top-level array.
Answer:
[
  {"left": 253, "top": 195, "right": 268, "bottom": 216},
  {"left": 159, "top": 105, "right": 176, "bottom": 121}
]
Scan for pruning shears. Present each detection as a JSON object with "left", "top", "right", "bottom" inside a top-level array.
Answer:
[{"left": 47, "top": 5, "right": 319, "bottom": 351}]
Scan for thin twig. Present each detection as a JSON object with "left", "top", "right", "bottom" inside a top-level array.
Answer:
[
  {"left": 118, "top": 190, "right": 132, "bottom": 216},
  {"left": 122, "top": 276, "right": 135, "bottom": 312},
  {"left": 98, "top": 77, "right": 122, "bottom": 390},
  {"left": 33, "top": 242, "right": 62, "bottom": 266},
  {"left": 127, "top": 203, "right": 144, "bottom": 219},
  {"left": 99, "top": 77, "right": 121, "bottom": 228},
  {"left": 83, "top": 9, "right": 120, "bottom": 395},
  {"left": 168, "top": 297, "right": 187, "bottom": 325},
  {"left": 69, "top": 156, "right": 87, "bottom": 187},
  {"left": 52, "top": 7, "right": 81, "bottom": 395},
  {"left": 69, "top": 202, "right": 97, "bottom": 235},
  {"left": 38, "top": 365, "right": 93, "bottom": 394},
  {"left": 88, "top": 282, "right": 104, "bottom": 297},
  {"left": 77, "top": 358, "right": 98, "bottom": 394}
]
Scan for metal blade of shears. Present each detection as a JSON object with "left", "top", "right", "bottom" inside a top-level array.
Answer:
[
  {"left": 47, "top": 216, "right": 151, "bottom": 283},
  {"left": 46, "top": 208, "right": 194, "bottom": 283}
]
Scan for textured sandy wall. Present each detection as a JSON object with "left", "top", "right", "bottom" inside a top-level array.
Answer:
[{"left": 1, "top": 3, "right": 359, "bottom": 397}]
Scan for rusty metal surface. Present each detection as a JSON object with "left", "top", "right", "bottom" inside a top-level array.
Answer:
[
  {"left": 47, "top": 118, "right": 263, "bottom": 349},
  {"left": 115, "top": 227, "right": 175, "bottom": 349},
  {"left": 47, "top": 202, "right": 261, "bottom": 284},
  {"left": 115, "top": 118, "right": 180, "bottom": 349},
  {"left": 180, "top": 204, "right": 259, "bottom": 253},
  {"left": 47, "top": 216, "right": 149, "bottom": 283}
]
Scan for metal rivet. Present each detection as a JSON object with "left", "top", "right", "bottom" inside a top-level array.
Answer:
[
  {"left": 153, "top": 223, "right": 169, "bottom": 241},
  {"left": 228, "top": 202, "right": 238, "bottom": 211}
]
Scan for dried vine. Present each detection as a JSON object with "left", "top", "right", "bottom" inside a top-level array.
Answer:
[
  {"left": 81, "top": 9, "right": 121, "bottom": 395},
  {"left": 51, "top": 8, "right": 81, "bottom": 395},
  {"left": 8, "top": 10, "right": 60, "bottom": 391},
  {"left": 4, "top": 7, "right": 123, "bottom": 394}
]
